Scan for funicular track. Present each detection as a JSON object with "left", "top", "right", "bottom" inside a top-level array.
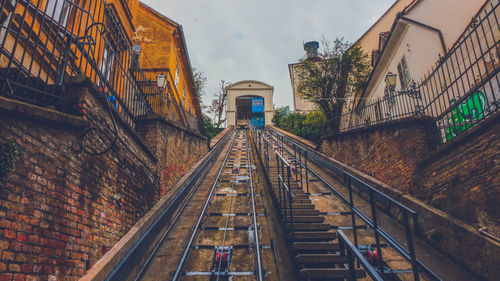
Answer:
[
  {"left": 250, "top": 126, "right": 452, "bottom": 281},
  {"left": 105, "top": 129, "right": 284, "bottom": 281}
]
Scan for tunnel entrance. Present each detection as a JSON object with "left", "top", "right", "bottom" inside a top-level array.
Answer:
[{"left": 236, "top": 96, "right": 265, "bottom": 128}]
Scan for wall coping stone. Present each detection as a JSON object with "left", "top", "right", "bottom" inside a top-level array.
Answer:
[
  {"left": 0, "top": 95, "right": 88, "bottom": 127},
  {"left": 319, "top": 116, "right": 440, "bottom": 149},
  {"left": 418, "top": 110, "right": 500, "bottom": 165}
]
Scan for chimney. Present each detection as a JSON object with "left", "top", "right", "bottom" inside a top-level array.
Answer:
[{"left": 304, "top": 41, "right": 319, "bottom": 60}]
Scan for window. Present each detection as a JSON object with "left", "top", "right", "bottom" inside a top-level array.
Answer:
[
  {"left": 174, "top": 63, "right": 180, "bottom": 88},
  {"left": 397, "top": 56, "right": 411, "bottom": 88},
  {"left": 182, "top": 87, "right": 186, "bottom": 106},
  {"left": 171, "top": 111, "right": 175, "bottom": 120},
  {"left": 100, "top": 42, "right": 115, "bottom": 83},
  {"left": 46, "top": 0, "right": 72, "bottom": 27},
  {"left": 188, "top": 102, "right": 191, "bottom": 113},
  {"left": 0, "top": 0, "right": 14, "bottom": 45}
]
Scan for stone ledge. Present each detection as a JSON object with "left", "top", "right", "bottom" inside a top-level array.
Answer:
[
  {"left": 419, "top": 110, "right": 500, "bottom": 165},
  {"left": 210, "top": 126, "right": 233, "bottom": 149},
  {"left": 0, "top": 95, "right": 88, "bottom": 127},
  {"left": 319, "top": 116, "right": 440, "bottom": 149}
]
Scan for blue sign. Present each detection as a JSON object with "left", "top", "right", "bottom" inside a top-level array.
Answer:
[{"left": 252, "top": 98, "right": 264, "bottom": 112}]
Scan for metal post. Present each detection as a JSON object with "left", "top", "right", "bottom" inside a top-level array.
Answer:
[
  {"left": 293, "top": 144, "right": 298, "bottom": 182},
  {"left": 298, "top": 147, "right": 303, "bottom": 192},
  {"left": 404, "top": 212, "right": 420, "bottom": 281},
  {"left": 346, "top": 243, "right": 357, "bottom": 281},
  {"left": 369, "top": 190, "right": 383, "bottom": 265},
  {"left": 347, "top": 176, "right": 358, "bottom": 249},
  {"left": 305, "top": 153, "right": 309, "bottom": 195},
  {"left": 287, "top": 165, "right": 294, "bottom": 241},
  {"left": 276, "top": 154, "right": 282, "bottom": 209}
]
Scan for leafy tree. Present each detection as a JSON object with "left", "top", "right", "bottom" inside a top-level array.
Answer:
[
  {"left": 296, "top": 37, "right": 370, "bottom": 133},
  {"left": 272, "top": 109, "right": 327, "bottom": 144},
  {"left": 203, "top": 114, "right": 224, "bottom": 139}
]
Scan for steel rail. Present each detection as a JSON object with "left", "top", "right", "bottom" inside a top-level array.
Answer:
[
  {"left": 246, "top": 131, "right": 264, "bottom": 281},
  {"left": 171, "top": 130, "right": 237, "bottom": 280},
  {"left": 104, "top": 127, "right": 234, "bottom": 281},
  {"left": 266, "top": 127, "right": 442, "bottom": 281},
  {"left": 249, "top": 127, "right": 284, "bottom": 281}
]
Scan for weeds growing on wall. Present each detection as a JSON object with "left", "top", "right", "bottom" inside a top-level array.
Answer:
[{"left": 0, "top": 141, "right": 19, "bottom": 187}]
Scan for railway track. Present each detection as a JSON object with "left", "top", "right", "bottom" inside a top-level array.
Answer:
[{"left": 106, "top": 129, "right": 285, "bottom": 281}]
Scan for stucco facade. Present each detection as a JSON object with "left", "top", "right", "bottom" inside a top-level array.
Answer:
[
  {"left": 361, "top": 0, "right": 486, "bottom": 106},
  {"left": 289, "top": 62, "right": 318, "bottom": 112},
  {"left": 226, "top": 80, "right": 274, "bottom": 127}
]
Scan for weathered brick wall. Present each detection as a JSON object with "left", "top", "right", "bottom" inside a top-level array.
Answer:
[
  {"left": 136, "top": 117, "right": 208, "bottom": 197},
  {"left": 0, "top": 84, "right": 208, "bottom": 281},
  {"left": 319, "top": 117, "right": 440, "bottom": 193},
  {"left": 412, "top": 112, "right": 500, "bottom": 237}
]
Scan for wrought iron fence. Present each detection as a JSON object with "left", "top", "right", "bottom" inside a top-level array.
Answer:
[
  {"left": 341, "top": 0, "right": 500, "bottom": 143},
  {"left": 0, "top": 0, "right": 197, "bottom": 131}
]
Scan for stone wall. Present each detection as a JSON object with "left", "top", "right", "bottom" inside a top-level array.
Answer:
[
  {"left": 319, "top": 117, "right": 440, "bottom": 193},
  {"left": 412, "top": 112, "right": 500, "bottom": 237},
  {"left": 0, "top": 83, "right": 208, "bottom": 281}
]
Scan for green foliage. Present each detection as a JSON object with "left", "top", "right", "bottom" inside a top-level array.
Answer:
[
  {"left": 273, "top": 108, "right": 328, "bottom": 143},
  {"left": 203, "top": 114, "right": 224, "bottom": 139},
  {"left": 192, "top": 68, "right": 207, "bottom": 100},
  {"left": 0, "top": 141, "right": 18, "bottom": 187},
  {"left": 296, "top": 37, "right": 371, "bottom": 132}
]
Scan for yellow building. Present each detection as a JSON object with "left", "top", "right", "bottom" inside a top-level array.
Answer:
[
  {"left": 133, "top": 2, "right": 202, "bottom": 130},
  {"left": 0, "top": 0, "right": 202, "bottom": 132}
]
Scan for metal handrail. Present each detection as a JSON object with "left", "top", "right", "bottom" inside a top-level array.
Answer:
[
  {"left": 337, "top": 230, "right": 384, "bottom": 281},
  {"left": 266, "top": 127, "right": 442, "bottom": 281}
]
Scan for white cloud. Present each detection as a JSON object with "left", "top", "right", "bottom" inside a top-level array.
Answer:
[{"left": 142, "top": 0, "right": 395, "bottom": 110}]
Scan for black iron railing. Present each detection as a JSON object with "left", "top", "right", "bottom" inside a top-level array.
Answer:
[
  {"left": 0, "top": 0, "right": 197, "bottom": 131},
  {"left": 341, "top": 0, "right": 500, "bottom": 143}
]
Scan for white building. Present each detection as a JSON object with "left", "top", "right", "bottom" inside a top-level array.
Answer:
[{"left": 225, "top": 80, "right": 274, "bottom": 127}]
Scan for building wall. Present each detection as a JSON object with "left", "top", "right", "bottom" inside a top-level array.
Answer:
[
  {"left": 226, "top": 81, "right": 274, "bottom": 127},
  {"left": 289, "top": 63, "right": 317, "bottom": 112},
  {"left": 0, "top": 83, "right": 208, "bottom": 281},
  {"left": 362, "top": 0, "right": 487, "bottom": 105},
  {"left": 134, "top": 3, "right": 200, "bottom": 120}
]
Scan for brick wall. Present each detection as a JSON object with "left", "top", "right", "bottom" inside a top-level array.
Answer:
[
  {"left": 136, "top": 116, "right": 209, "bottom": 198},
  {"left": 0, "top": 84, "right": 208, "bottom": 281},
  {"left": 319, "top": 117, "right": 440, "bottom": 193},
  {"left": 412, "top": 112, "right": 500, "bottom": 237},
  {"left": 318, "top": 114, "right": 500, "bottom": 238}
]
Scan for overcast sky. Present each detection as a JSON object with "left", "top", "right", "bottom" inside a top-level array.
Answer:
[{"left": 142, "top": 0, "right": 395, "bottom": 110}]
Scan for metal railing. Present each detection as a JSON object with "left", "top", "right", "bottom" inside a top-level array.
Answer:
[
  {"left": 274, "top": 150, "right": 296, "bottom": 241},
  {"left": 0, "top": 0, "right": 197, "bottom": 130},
  {"left": 341, "top": 0, "right": 500, "bottom": 143},
  {"left": 265, "top": 127, "right": 442, "bottom": 281}
]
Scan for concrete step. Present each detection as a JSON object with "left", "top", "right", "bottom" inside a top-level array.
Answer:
[
  {"left": 299, "top": 268, "right": 366, "bottom": 279},
  {"left": 295, "top": 254, "right": 347, "bottom": 264},
  {"left": 291, "top": 231, "right": 337, "bottom": 241},
  {"left": 285, "top": 216, "right": 324, "bottom": 223},
  {"left": 288, "top": 223, "right": 330, "bottom": 231},
  {"left": 281, "top": 209, "right": 320, "bottom": 216},
  {"left": 293, "top": 242, "right": 339, "bottom": 251}
]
